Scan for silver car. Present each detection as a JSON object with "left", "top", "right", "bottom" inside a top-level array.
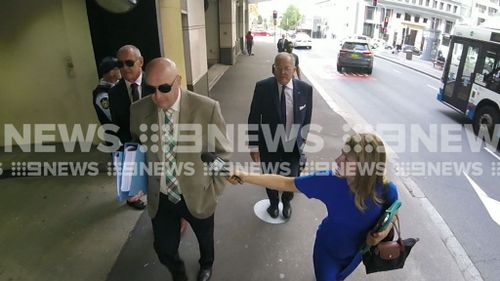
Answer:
[{"left": 337, "top": 40, "right": 374, "bottom": 74}]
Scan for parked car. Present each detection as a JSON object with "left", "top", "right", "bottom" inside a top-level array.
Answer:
[
  {"left": 292, "top": 32, "right": 312, "bottom": 49},
  {"left": 337, "top": 40, "right": 373, "bottom": 74},
  {"left": 402, "top": 45, "right": 421, "bottom": 55}
]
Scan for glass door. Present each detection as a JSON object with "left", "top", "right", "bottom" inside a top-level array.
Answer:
[{"left": 443, "top": 39, "right": 480, "bottom": 111}]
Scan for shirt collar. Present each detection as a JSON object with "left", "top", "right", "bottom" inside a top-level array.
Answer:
[
  {"left": 124, "top": 73, "right": 143, "bottom": 88},
  {"left": 277, "top": 79, "right": 294, "bottom": 90}
]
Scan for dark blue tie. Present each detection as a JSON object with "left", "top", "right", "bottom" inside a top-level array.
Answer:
[{"left": 280, "top": 85, "right": 286, "bottom": 125}]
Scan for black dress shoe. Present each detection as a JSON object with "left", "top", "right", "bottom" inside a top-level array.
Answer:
[
  {"left": 282, "top": 202, "right": 292, "bottom": 219},
  {"left": 267, "top": 205, "right": 279, "bottom": 218},
  {"left": 126, "top": 200, "right": 146, "bottom": 210},
  {"left": 197, "top": 267, "right": 212, "bottom": 281}
]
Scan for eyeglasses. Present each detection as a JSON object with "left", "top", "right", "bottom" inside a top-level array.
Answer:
[
  {"left": 117, "top": 60, "right": 137, "bottom": 68},
  {"left": 273, "top": 65, "right": 295, "bottom": 73},
  {"left": 143, "top": 79, "right": 176, "bottom": 95}
]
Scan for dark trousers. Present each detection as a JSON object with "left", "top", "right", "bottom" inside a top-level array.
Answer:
[
  {"left": 151, "top": 193, "right": 214, "bottom": 274},
  {"left": 263, "top": 153, "right": 301, "bottom": 206}
]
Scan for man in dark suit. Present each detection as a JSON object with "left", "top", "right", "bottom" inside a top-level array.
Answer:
[
  {"left": 248, "top": 53, "right": 313, "bottom": 219},
  {"left": 130, "top": 58, "right": 231, "bottom": 281},
  {"left": 277, "top": 34, "right": 289, "bottom": 53},
  {"left": 109, "top": 44, "right": 150, "bottom": 210}
]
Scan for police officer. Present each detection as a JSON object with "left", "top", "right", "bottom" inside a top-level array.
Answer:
[{"left": 92, "top": 56, "right": 121, "bottom": 125}]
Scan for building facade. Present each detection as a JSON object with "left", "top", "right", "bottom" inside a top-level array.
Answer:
[{"left": 0, "top": 0, "right": 250, "bottom": 146}]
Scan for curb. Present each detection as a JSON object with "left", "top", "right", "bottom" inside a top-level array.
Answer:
[{"left": 374, "top": 54, "right": 441, "bottom": 80}]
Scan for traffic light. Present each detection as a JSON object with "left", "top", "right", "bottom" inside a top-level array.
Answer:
[
  {"left": 273, "top": 10, "right": 277, "bottom": 19},
  {"left": 373, "top": 0, "right": 378, "bottom": 6}
]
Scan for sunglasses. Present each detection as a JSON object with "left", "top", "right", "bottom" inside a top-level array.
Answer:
[
  {"left": 143, "top": 79, "right": 176, "bottom": 95},
  {"left": 117, "top": 60, "right": 137, "bottom": 68}
]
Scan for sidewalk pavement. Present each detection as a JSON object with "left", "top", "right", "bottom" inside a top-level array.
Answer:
[
  {"left": 373, "top": 49, "right": 443, "bottom": 80},
  {"left": 0, "top": 38, "right": 477, "bottom": 281}
]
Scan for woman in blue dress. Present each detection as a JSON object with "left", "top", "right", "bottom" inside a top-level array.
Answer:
[{"left": 228, "top": 133, "right": 398, "bottom": 281}]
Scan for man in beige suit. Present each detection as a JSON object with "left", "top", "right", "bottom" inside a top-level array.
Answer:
[{"left": 130, "top": 58, "right": 231, "bottom": 281}]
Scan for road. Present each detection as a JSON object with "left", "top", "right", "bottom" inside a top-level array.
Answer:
[{"left": 296, "top": 39, "right": 500, "bottom": 280}]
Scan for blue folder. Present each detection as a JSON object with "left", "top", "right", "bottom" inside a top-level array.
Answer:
[{"left": 112, "top": 143, "right": 148, "bottom": 202}]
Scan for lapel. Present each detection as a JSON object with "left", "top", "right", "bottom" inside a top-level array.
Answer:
[
  {"left": 272, "top": 78, "right": 282, "bottom": 122},
  {"left": 141, "top": 98, "right": 161, "bottom": 161},
  {"left": 292, "top": 79, "right": 300, "bottom": 124},
  {"left": 178, "top": 90, "right": 190, "bottom": 125}
]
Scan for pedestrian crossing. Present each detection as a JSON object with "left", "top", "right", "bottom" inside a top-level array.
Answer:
[{"left": 302, "top": 60, "right": 375, "bottom": 81}]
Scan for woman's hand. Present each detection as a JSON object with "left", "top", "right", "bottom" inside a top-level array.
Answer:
[
  {"left": 225, "top": 169, "right": 247, "bottom": 185},
  {"left": 366, "top": 222, "right": 394, "bottom": 246}
]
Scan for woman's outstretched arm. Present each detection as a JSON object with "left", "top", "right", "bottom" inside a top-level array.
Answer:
[{"left": 229, "top": 171, "right": 299, "bottom": 193}]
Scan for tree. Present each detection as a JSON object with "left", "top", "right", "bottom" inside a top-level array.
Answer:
[{"left": 280, "top": 5, "right": 301, "bottom": 31}]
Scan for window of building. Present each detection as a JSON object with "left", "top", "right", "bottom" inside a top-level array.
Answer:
[
  {"left": 488, "top": 7, "right": 497, "bottom": 16},
  {"left": 426, "top": 0, "right": 430, "bottom": 6},
  {"left": 405, "top": 13, "right": 411, "bottom": 21},
  {"left": 363, "top": 23, "right": 375, "bottom": 37},
  {"left": 454, "top": 6, "right": 458, "bottom": 13},
  {"left": 423, "top": 18, "right": 428, "bottom": 23},
  {"left": 396, "top": 13, "right": 401, "bottom": 18},
  {"left": 412, "top": 0, "right": 417, "bottom": 4},
  {"left": 415, "top": 15, "right": 420, "bottom": 22},
  {"left": 439, "top": 2, "right": 444, "bottom": 10},
  {"left": 419, "top": 0, "right": 423, "bottom": 5},
  {"left": 366, "top": 6, "right": 375, "bottom": 20},
  {"left": 445, "top": 20, "right": 453, "bottom": 33},
  {"left": 433, "top": 1, "right": 437, "bottom": 8},
  {"left": 477, "top": 17, "right": 486, "bottom": 25},
  {"left": 446, "top": 4, "right": 451, "bottom": 11}
]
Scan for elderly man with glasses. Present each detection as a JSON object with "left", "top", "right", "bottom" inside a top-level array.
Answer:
[
  {"left": 109, "top": 44, "right": 150, "bottom": 210},
  {"left": 248, "top": 52, "right": 313, "bottom": 220}
]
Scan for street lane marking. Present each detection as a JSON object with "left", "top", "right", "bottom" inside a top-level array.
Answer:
[
  {"left": 463, "top": 172, "right": 500, "bottom": 226},
  {"left": 485, "top": 147, "right": 500, "bottom": 161},
  {"left": 392, "top": 69, "right": 401, "bottom": 74},
  {"left": 427, "top": 84, "right": 439, "bottom": 91}
]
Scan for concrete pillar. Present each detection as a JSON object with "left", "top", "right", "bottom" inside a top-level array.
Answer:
[
  {"left": 157, "top": 0, "right": 188, "bottom": 89},
  {"left": 219, "top": 0, "right": 237, "bottom": 65}
]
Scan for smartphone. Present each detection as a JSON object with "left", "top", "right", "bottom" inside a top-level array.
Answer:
[
  {"left": 371, "top": 200, "right": 401, "bottom": 234},
  {"left": 371, "top": 212, "right": 391, "bottom": 234}
]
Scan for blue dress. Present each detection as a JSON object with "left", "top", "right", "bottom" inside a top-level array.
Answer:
[{"left": 294, "top": 170, "right": 398, "bottom": 281}]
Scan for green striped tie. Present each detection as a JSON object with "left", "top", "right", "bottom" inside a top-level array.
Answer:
[{"left": 164, "top": 109, "right": 181, "bottom": 203}]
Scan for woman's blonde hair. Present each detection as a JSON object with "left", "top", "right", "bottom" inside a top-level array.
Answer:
[{"left": 343, "top": 133, "right": 388, "bottom": 211}]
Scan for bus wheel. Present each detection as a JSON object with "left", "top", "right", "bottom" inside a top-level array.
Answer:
[{"left": 473, "top": 105, "right": 499, "bottom": 137}]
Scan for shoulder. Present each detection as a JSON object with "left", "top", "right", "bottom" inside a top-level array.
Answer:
[
  {"left": 183, "top": 90, "right": 217, "bottom": 107},
  {"left": 294, "top": 79, "right": 312, "bottom": 91},
  {"left": 109, "top": 80, "right": 126, "bottom": 94},
  {"left": 256, "top": 77, "right": 275, "bottom": 87},
  {"left": 130, "top": 95, "right": 154, "bottom": 113}
]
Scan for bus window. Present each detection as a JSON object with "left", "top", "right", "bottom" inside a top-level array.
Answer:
[
  {"left": 462, "top": 46, "right": 478, "bottom": 86},
  {"left": 480, "top": 49, "right": 500, "bottom": 93},
  {"left": 447, "top": 43, "right": 463, "bottom": 84}
]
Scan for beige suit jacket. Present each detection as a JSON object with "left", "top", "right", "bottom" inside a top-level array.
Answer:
[{"left": 130, "top": 90, "right": 232, "bottom": 219}]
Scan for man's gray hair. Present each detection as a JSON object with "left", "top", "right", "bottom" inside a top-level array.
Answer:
[
  {"left": 117, "top": 45, "right": 142, "bottom": 58},
  {"left": 274, "top": 52, "right": 295, "bottom": 67}
]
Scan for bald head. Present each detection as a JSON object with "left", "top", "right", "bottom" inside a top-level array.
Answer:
[
  {"left": 116, "top": 44, "right": 143, "bottom": 82},
  {"left": 117, "top": 45, "right": 142, "bottom": 58},
  {"left": 145, "top": 57, "right": 181, "bottom": 110},
  {"left": 145, "top": 58, "right": 178, "bottom": 82}
]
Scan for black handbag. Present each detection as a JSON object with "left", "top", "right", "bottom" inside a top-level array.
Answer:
[{"left": 362, "top": 216, "right": 419, "bottom": 274}]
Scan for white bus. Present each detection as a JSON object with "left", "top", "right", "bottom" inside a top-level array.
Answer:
[{"left": 437, "top": 24, "right": 500, "bottom": 138}]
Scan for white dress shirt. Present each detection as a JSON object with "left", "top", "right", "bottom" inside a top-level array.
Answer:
[
  {"left": 278, "top": 80, "right": 294, "bottom": 139},
  {"left": 124, "top": 73, "right": 143, "bottom": 102}
]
